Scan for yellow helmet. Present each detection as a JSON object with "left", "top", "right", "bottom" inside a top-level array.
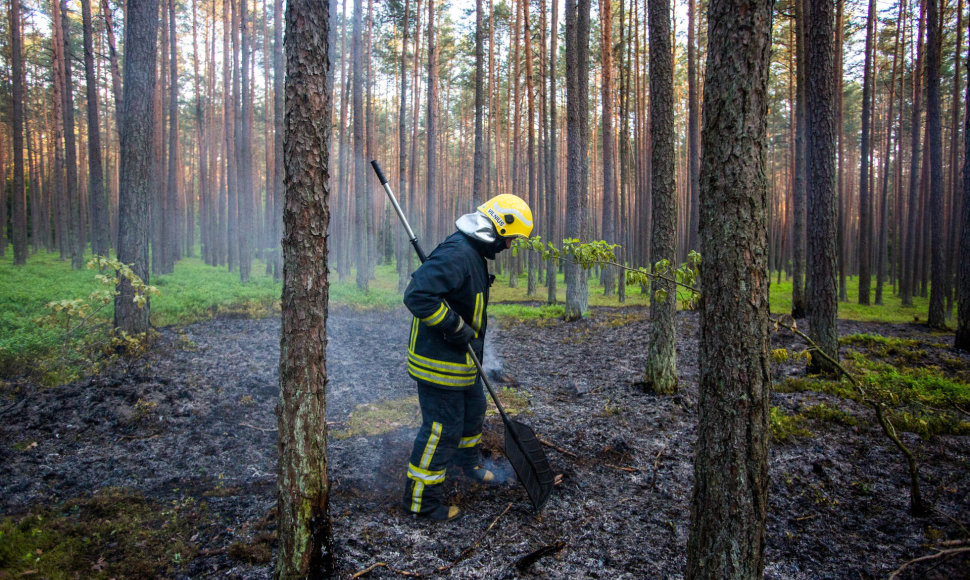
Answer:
[{"left": 477, "top": 194, "right": 534, "bottom": 239}]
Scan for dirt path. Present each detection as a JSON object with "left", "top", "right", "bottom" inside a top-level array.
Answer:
[{"left": 1, "top": 307, "right": 968, "bottom": 578}]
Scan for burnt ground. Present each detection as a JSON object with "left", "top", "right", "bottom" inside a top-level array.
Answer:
[{"left": 1, "top": 305, "right": 969, "bottom": 579}]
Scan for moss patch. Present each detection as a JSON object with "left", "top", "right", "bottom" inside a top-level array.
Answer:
[
  {"left": 331, "top": 396, "right": 422, "bottom": 440},
  {"left": 0, "top": 488, "right": 204, "bottom": 579},
  {"left": 770, "top": 407, "right": 812, "bottom": 443}
]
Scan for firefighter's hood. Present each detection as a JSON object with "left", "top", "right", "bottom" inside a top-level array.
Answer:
[{"left": 455, "top": 211, "right": 498, "bottom": 244}]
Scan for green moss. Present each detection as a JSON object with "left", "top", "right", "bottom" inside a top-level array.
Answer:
[
  {"left": 769, "top": 407, "right": 813, "bottom": 443},
  {"left": 330, "top": 396, "right": 421, "bottom": 440},
  {"left": 0, "top": 488, "right": 204, "bottom": 578}
]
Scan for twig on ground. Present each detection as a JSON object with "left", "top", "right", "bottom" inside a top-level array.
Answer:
[
  {"left": 651, "top": 446, "right": 666, "bottom": 487},
  {"left": 539, "top": 437, "right": 578, "bottom": 458},
  {"left": 888, "top": 546, "right": 970, "bottom": 579},
  {"left": 514, "top": 541, "right": 567, "bottom": 572},
  {"left": 437, "top": 503, "right": 513, "bottom": 572},
  {"left": 351, "top": 562, "right": 422, "bottom": 578},
  {"left": 605, "top": 463, "right": 638, "bottom": 473},
  {"left": 240, "top": 423, "right": 276, "bottom": 432}
]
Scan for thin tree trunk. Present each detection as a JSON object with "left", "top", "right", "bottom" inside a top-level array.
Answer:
[
  {"left": 902, "top": 0, "right": 926, "bottom": 306},
  {"left": 272, "top": 0, "right": 284, "bottom": 280},
  {"left": 237, "top": 0, "right": 254, "bottom": 282},
  {"left": 600, "top": 0, "right": 617, "bottom": 296},
  {"left": 857, "top": 0, "right": 876, "bottom": 304},
  {"left": 956, "top": 27, "right": 970, "bottom": 349},
  {"left": 352, "top": 0, "right": 368, "bottom": 290},
  {"left": 686, "top": 0, "right": 700, "bottom": 256},
  {"left": 563, "top": 0, "right": 590, "bottom": 321},
  {"left": 473, "top": 0, "right": 485, "bottom": 205},
  {"left": 52, "top": 0, "right": 69, "bottom": 260},
  {"left": 10, "top": 0, "right": 27, "bottom": 264},
  {"left": 792, "top": 0, "right": 808, "bottom": 317},
  {"left": 166, "top": 0, "right": 180, "bottom": 270},
  {"left": 643, "top": 0, "right": 678, "bottom": 395},
  {"left": 115, "top": 0, "right": 159, "bottom": 334},
  {"left": 927, "top": 0, "right": 946, "bottom": 327},
  {"left": 807, "top": 0, "right": 839, "bottom": 374},
  {"left": 546, "top": 0, "right": 558, "bottom": 305},
  {"left": 425, "top": 0, "right": 440, "bottom": 246},
  {"left": 60, "top": 0, "right": 83, "bottom": 269},
  {"left": 945, "top": 0, "right": 964, "bottom": 318}
]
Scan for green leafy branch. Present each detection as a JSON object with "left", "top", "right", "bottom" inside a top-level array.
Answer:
[{"left": 513, "top": 236, "right": 701, "bottom": 307}]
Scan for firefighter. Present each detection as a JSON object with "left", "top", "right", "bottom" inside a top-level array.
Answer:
[{"left": 401, "top": 194, "right": 534, "bottom": 522}]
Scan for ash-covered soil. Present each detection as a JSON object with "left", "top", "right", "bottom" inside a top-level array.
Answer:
[{"left": 1, "top": 305, "right": 969, "bottom": 579}]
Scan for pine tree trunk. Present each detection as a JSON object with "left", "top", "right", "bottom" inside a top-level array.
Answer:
[
  {"left": 857, "top": 0, "right": 876, "bottom": 304},
  {"left": 276, "top": 0, "right": 336, "bottom": 572},
  {"left": 272, "top": 0, "right": 284, "bottom": 281},
  {"left": 524, "top": 0, "right": 538, "bottom": 296},
  {"left": 563, "top": 0, "right": 590, "bottom": 321},
  {"left": 686, "top": 0, "right": 773, "bottom": 575},
  {"left": 237, "top": 0, "right": 254, "bottom": 282},
  {"left": 902, "top": 0, "right": 926, "bottom": 306},
  {"left": 352, "top": 0, "right": 368, "bottom": 290},
  {"left": 807, "top": 0, "right": 839, "bottom": 375},
  {"left": 10, "top": 0, "right": 27, "bottom": 265},
  {"left": 166, "top": 0, "right": 180, "bottom": 271},
  {"left": 115, "top": 0, "right": 159, "bottom": 334},
  {"left": 927, "top": 0, "right": 946, "bottom": 327},
  {"left": 686, "top": 0, "right": 700, "bottom": 256},
  {"left": 396, "top": 0, "right": 412, "bottom": 292},
  {"left": 957, "top": 27, "right": 970, "bottom": 349},
  {"left": 473, "top": 0, "right": 485, "bottom": 206},
  {"left": 945, "top": 0, "right": 963, "bottom": 318},
  {"left": 51, "top": 0, "right": 69, "bottom": 260},
  {"left": 642, "top": 0, "right": 678, "bottom": 394},
  {"left": 792, "top": 0, "right": 808, "bottom": 318},
  {"left": 60, "top": 0, "right": 83, "bottom": 269},
  {"left": 81, "top": 0, "right": 110, "bottom": 257},
  {"left": 600, "top": 0, "right": 617, "bottom": 297},
  {"left": 546, "top": 0, "right": 558, "bottom": 305}
]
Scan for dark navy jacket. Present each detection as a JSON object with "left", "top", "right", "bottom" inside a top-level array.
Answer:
[{"left": 403, "top": 231, "right": 491, "bottom": 389}]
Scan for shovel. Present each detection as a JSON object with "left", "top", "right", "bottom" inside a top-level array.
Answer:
[{"left": 371, "top": 159, "right": 554, "bottom": 511}]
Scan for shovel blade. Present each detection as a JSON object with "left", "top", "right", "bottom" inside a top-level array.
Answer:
[{"left": 504, "top": 418, "right": 554, "bottom": 511}]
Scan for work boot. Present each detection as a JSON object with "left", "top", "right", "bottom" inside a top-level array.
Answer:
[
  {"left": 402, "top": 479, "right": 461, "bottom": 522},
  {"left": 462, "top": 465, "right": 498, "bottom": 485},
  {"left": 422, "top": 505, "right": 462, "bottom": 522}
]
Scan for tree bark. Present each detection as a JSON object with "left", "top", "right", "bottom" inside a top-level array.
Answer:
[
  {"left": 902, "top": 0, "right": 926, "bottom": 306},
  {"left": 564, "top": 0, "right": 590, "bottom": 321},
  {"left": 60, "top": 0, "right": 83, "bottom": 269},
  {"left": 600, "top": 0, "right": 617, "bottom": 297},
  {"left": 807, "top": 0, "right": 839, "bottom": 374},
  {"left": 272, "top": 0, "right": 284, "bottom": 280},
  {"left": 396, "top": 0, "right": 412, "bottom": 292},
  {"left": 10, "top": 0, "right": 27, "bottom": 265},
  {"left": 644, "top": 0, "right": 678, "bottom": 395},
  {"left": 237, "top": 0, "right": 254, "bottom": 282},
  {"left": 352, "top": 0, "right": 368, "bottom": 290},
  {"left": 81, "top": 0, "right": 110, "bottom": 257},
  {"left": 792, "top": 0, "right": 808, "bottom": 318},
  {"left": 956, "top": 28, "right": 970, "bottom": 349},
  {"left": 686, "top": 0, "right": 773, "bottom": 576},
  {"left": 166, "top": 0, "right": 180, "bottom": 271},
  {"left": 686, "top": 0, "right": 700, "bottom": 257},
  {"left": 275, "top": 0, "right": 336, "bottom": 574},
  {"left": 926, "top": 0, "right": 946, "bottom": 328},
  {"left": 425, "top": 0, "right": 440, "bottom": 246},
  {"left": 473, "top": 0, "right": 485, "bottom": 205},
  {"left": 115, "top": 0, "right": 159, "bottom": 334},
  {"left": 857, "top": 0, "right": 875, "bottom": 304},
  {"left": 546, "top": 0, "right": 558, "bottom": 305}
]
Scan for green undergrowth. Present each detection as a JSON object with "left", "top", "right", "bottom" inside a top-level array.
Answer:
[{"left": 0, "top": 488, "right": 203, "bottom": 578}]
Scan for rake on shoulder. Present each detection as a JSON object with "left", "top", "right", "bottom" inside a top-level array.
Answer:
[{"left": 370, "top": 159, "right": 554, "bottom": 512}]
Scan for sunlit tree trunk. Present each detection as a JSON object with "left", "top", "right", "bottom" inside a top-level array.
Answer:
[
  {"left": 51, "top": 0, "right": 69, "bottom": 260},
  {"left": 425, "top": 0, "right": 440, "bottom": 246},
  {"left": 276, "top": 0, "right": 335, "bottom": 572},
  {"left": 687, "top": 0, "right": 773, "bottom": 575},
  {"left": 352, "top": 0, "right": 368, "bottom": 290},
  {"left": 237, "top": 0, "right": 254, "bottom": 282},
  {"left": 686, "top": 0, "right": 700, "bottom": 258},
  {"left": 396, "top": 0, "right": 412, "bottom": 292},
  {"left": 272, "top": 0, "right": 284, "bottom": 281},
  {"left": 643, "top": 0, "right": 678, "bottom": 395},
  {"left": 166, "top": 0, "right": 180, "bottom": 271},
  {"left": 525, "top": 0, "right": 538, "bottom": 296},
  {"left": 115, "top": 0, "right": 159, "bottom": 334}
]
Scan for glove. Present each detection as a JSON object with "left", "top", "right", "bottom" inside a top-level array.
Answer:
[{"left": 443, "top": 319, "right": 476, "bottom": 347}]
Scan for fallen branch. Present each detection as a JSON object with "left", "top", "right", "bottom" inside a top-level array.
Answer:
[
  {"left": 437, "top": 503, "right": 514, "bottom": 573},
  {"left": 240, "top": 423, "right": 276, "bottom": 432},
  {"left": 888, "top": 546, "right": 970, "bottom": 579},
  {"left": 539, "top": 437, "right": 578, "bottom": 458},
  {"left": 771, "top": 315, "right": 926, "bottom": 515},
  {"left": 605, "top": 463, "right": 638, "bottom": 473},
  {"left": 351, "top": 562, "right": 422, "bottom": 579},
  {"left": 651, "top": 446, "right": 666, "bottom": 488},
  {"left": 514, "top": 541, "right": 567, "bottom": 572}
]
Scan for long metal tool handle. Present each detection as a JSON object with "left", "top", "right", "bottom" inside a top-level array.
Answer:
[{"left": 370, "top": 159, "right": 512, "bottom": 424}]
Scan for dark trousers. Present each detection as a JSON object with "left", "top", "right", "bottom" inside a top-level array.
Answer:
[{"left": 403, "top": 379, "right": 487, "bottom": 515}]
